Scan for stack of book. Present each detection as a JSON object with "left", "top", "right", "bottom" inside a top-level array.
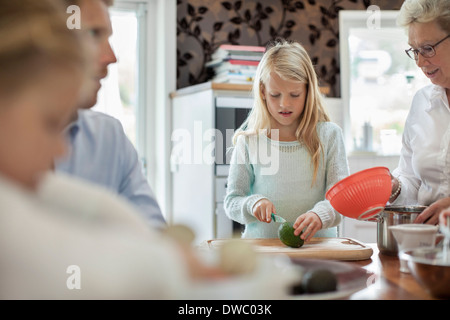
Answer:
[{"left": 206, "top": 44, "right": 265, "bottom": 84}]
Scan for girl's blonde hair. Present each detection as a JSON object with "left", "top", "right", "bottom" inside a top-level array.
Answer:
[
  {"left": 397, "top": 0, "right": 450, "bottom": 33},
  {"left": 0, "top": 0, "right": 87, "bottom": 99},
  {"left": 233, "top": 39, "right": 330, "bottom": 184}
]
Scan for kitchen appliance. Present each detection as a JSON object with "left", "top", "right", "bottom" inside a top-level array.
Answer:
[{"left": 214, "top": 98, "right": 251, "bottom": 167}]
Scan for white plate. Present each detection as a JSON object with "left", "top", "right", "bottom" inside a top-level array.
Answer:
[{"left": 289, "top": 258, "right": 373, "bottom": 300}]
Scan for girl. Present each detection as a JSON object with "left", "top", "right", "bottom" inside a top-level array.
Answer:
[{"left": 224, "top": 40, "right": 349, "bottom": 242}]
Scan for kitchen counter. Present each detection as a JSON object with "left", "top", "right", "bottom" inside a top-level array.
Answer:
[
  {"left": 201, "top": 239, "right": 437, "bottom": 299},
  {"left": 348, "top": 244, "right": 436, "bottom": 300}
]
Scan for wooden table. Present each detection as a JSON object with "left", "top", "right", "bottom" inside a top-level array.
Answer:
[{"left": 348, "top": 243, "right": 435, "bottom": 300}]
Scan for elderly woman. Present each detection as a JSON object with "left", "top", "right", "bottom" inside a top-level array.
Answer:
[{"left": 389, "top": 0, "right": 450, "bottom": 225}]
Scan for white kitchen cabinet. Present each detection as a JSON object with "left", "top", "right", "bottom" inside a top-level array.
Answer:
[{"left": 171, "top": 83, "right": 253, "bottom": 244}]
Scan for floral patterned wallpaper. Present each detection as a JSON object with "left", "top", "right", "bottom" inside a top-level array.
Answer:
[{"left": 177, "top": 0, "right": 404, "bottom": 97}]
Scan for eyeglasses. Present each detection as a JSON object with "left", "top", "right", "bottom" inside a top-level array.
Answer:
[{"left": 405, "top": 34, "right": 450, "bottom": 60}]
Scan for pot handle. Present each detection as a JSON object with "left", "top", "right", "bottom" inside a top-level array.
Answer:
[{"left": 357, "top": 206, "right": 385, "bottom": 221}]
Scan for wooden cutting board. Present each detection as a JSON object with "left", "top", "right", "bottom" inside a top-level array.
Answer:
[{"left": 203, "top": 237, "right": 373, "bottom": 261}]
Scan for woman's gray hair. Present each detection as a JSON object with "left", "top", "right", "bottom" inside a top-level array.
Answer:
[{"left": 397, "top": 0, "right": 450, "bottom": 33}]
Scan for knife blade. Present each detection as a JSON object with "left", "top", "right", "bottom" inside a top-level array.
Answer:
[{"left": 271, "top": 213, "right": 287, "bottom": 223}]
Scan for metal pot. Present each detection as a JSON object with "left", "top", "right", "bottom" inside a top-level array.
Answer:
[{"left": 376, "top": 205, "right": 427, "bottom": 256}]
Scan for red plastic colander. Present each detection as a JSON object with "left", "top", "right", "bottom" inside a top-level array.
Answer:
[{"left": 325, "top": 167, "right": 392, "bottom": 220}]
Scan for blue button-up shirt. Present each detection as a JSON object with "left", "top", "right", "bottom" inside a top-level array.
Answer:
[{"left": 55, "top": 109, "right": 166, "bottom": 229}]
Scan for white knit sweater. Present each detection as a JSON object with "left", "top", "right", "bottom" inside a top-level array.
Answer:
[{"left": 224, "top": 122, "right": 349, "bottom": 238}]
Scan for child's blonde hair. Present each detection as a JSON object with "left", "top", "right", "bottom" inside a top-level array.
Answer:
[{"left": 233, "top": 39, "right": 330, "bottom": 184}]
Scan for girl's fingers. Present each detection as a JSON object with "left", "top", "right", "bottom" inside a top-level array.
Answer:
[
  {"left": 300, "top": 221, "right": 313, "bottom": 240},
  {"left": 302, "top": 224, "right": 319, "bottom": 242},
  {"left": 266, "top": 205, "right": 272, "bottom": 223},
  {"left": 294, "top": 213, "right": 321, "bottom": 241},
  {"left": 252, "top": 200, "right": 275, "bottom": 223},
  {"left": 255, "top": 209, "right": 266, "bottom": 223},
  {"left": 252, "top": 199, "right": 265, "bottom": 222},
  {"left": 254, "top": 208, "right": 263, "bottom": 222},
  {"left": 294, "top": 217, "right": 306, "bottom": 236},
  {"left": 293, "top": 215, "right": 304, "bottom": 230}
]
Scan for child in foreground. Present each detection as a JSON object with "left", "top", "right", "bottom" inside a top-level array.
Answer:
[
  {"left": 0, "top": 0, "right": 220, "bottom": 299},
  {"left": 224, "top": 39, "right": 349, "bottom": 241}
]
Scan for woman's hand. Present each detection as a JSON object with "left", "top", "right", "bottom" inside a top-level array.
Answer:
[
  {"left": 293, "top": 212, "right": 322, "bottom": 242},
  {"left": 415, "top": 197, "right": 450, "bottom": 225},
  {"left": 252, "top": 198, "right": 276, "bottom": 223},
  {"left": 439, "top": 207, "right": 450, "bottom": 227}
]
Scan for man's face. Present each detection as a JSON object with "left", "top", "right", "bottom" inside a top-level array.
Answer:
[{"left": 79, "top": 0, "right": 117, "bottom": 109}]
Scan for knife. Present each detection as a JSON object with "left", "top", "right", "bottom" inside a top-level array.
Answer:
[{"left": 271, "top": 213, "right": 287, "bottom": 223}]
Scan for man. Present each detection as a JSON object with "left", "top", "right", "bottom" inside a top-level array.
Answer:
[{"left": 56, "top": 0, "right": 165, "bottom": 228}]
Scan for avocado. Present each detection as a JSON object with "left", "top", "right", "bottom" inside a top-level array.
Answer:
[
  {"left": 278, "top": 222, "right": 304, "bottom": 248},
  {"left": 301, "top": 269, "right": 338, "bottom": 294}
]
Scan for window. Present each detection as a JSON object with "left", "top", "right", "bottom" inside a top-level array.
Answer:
[
  {"left": 93, "top": 6, "right": 139, "bottom": 147},
  {"left": 340, "top": 10, "right": 429, "bottom": 155}
]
